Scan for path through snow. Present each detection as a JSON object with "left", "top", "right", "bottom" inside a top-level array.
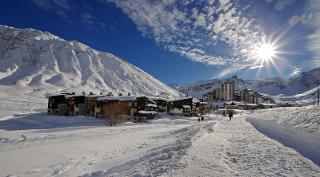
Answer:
[{"left": 166, "top": 114, "right": 320, "bottom": 177}]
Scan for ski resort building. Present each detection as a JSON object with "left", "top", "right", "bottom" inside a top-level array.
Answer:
[
  {"left": 240, "top": 89, "right": 256, "bottom": 104},
  {"left": 222, "top": 81, "right": 235, "bottom": 101}
]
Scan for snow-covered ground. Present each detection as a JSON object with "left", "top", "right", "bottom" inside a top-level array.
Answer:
[
  {"left": 247, "top": 106, "right": 320, "bottom": 166},
  {"left": 0, "top": 96, "right": 319, "bottom": 176}
]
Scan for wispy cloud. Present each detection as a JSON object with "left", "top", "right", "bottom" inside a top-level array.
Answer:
[
  {"left": 288, "top": 65, "right": 301, "bottom": 77},
  {"left": 249, "top": 65, "right": 264, "bottom": 70},
  {"left": 306, "top": 0, "right": 320, "bottom": 68},
  {"left": 213, "top": 64, "right": 249, "bottom": 78},
  {"left": 274, "top": 0, "right": 296, "bottom": 11},
  {"left": 105, "top": 0, "right": 265, "bottom": 66},
  {"left": 32, "top": 0, "right": 106, "bottom": 29}
]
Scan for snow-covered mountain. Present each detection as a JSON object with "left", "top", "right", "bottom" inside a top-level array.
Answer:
[
  {"left": 275, "top": 86, "right": 320, "bottom": 105},
  {"left": 0, "top": 25, "right": 181, "bottom": 98},
  {"left": 247, "top": 68, "right": 320, "bottom": 96},
  {"left": 178, "top": 68, "right": 320, "bottom": 99}
]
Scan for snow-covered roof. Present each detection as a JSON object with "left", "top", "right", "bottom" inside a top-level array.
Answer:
[
  {"left": 260, "top": 103, "right": 276, "bottom": 106},
  {"left": 200, "top": 102, "right": 208, "bottom": 105},
  {"left": 192, "top": 98, "right": 200, "bottom": 103},
  {"left": 147, "top": 104, "right": 158, "bottom": 108},
  {"left": 148, "top": 96, "right": 169, "bottom": 101},
  {"left": 224, "top": 101, "right": 246, "bottom": 106},
  {"left": 97, "top": 96, "right": 137, "bottom": 101},
  {"left": 182, "top": 105, "right": 191, "bottom": 109},
  {"left": 246, "top": 103, "right": 257, "bottom": 106},
  {"left": 64, "top": 94, "right": 86, "bottom": 99},
  {"left": 45, "top": 93, "right": 65, "bottom": 98},
  {"left": 137, "top": 110, "right": 157, "bottom": 114}
]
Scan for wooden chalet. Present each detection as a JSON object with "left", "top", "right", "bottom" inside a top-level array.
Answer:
[
  {"left": 151, "top": 97, "right": 168, "bottom": 112},
  {"left": 47, "top": 94, "right": 67, "bottom": 115},
  {"left": 97, "top": 96, "right": 137, "bottom": 123},
  {"left": 168, "top": 97, "right": 200, "bottom": 116},
  {"left": 65, "top": 95, "right": 86, "bottom": 116}
]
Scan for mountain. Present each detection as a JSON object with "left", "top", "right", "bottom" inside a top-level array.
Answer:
[
  {"left": 276, "top": 86, "right": 320, "bottom": 105},
  {"left": 179, "top": 68, "right": 320, "bottom": 99},
  {"left": 247, "top": 68, "right": 320, "bottom": 96},
  {"left": 0, "top": 25, "right": 181, "bottom": 98}
]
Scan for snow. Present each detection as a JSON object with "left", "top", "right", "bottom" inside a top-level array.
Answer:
[
  {"left": 182, "top": 105, "right": 191, "bottom": 109},
  {"left": 0, "top": 25, "right": 182, "bottom": 98},
  {"left": 97, "top": 96, "right": 137, "bottom": 101},
  {"left": 166, "top": 113, "right": 320, "bottom": 177},
  {"left": 247, "top": 106, "right": 320, "bottom": 134},
  {"left": 246, "top": 106, "right": 320, "bottom": 165},
  {"left": 276, "top": 86, "right": 320, "bottom": 105},
  {"left": 147, "top": 103, "right": 158, "bottom": 108},
  {"left": 137, "top": 110, "right": 157, "bottom": 114},
  {"left": 0, "top": 25, "right": 319, "bottom": 177},
  {"left": 178, "top": 68, "right": 320, "bottom": 100},
  {"left": 1, "top": 101, "right": 319, "bottom": 177}
]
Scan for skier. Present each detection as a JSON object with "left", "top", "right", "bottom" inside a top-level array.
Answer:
[
  {"left": 228, "top": 112, "right": 233, "bottom": 121},
  {"left": 198, "top": 117, "right": 201, "bottom": 122},
  {"left": 201, "top": 116, "right": 204, "bottom": 121}
]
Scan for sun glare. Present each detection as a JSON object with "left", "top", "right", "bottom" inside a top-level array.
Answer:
[{"left": 254, "top": 42, "right": 276, "bottom": 62}]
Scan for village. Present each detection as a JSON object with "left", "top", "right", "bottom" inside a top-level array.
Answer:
[
  {"left": 202, "top": 80, "right": 277, "bottom": 110},
  {"left": 47, "top": 80, "right": 277, "bottom": 125},
  {"left": 47, "top": 92, "right": 209, "bottom": 124}
]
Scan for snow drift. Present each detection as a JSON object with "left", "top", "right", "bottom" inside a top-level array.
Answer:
[{"left": 247, "top": 106, "right": 320, "bottom": 165}]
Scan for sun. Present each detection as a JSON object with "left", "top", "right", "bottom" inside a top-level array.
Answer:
[{"left": 254, "top": 42, "right": 277, "bottom": 62}]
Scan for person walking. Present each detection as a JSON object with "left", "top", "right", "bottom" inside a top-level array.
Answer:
[{"left": 228, "top": 112, "right": 233, "bottom": 121}]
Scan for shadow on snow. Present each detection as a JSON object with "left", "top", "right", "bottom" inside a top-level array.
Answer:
[{"left": 0, "top": 113, "right": 106, "bottom": 131}]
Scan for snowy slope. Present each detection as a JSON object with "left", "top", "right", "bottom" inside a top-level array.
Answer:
[
  {"left": 247, "top": 68, "right": 320, "bottom": 96},
  {"left": 0, "top": 25, "right": 181, "bottom": 98},
  {"left": 275, "top": 86, "right": 320, "bottom": 105}
]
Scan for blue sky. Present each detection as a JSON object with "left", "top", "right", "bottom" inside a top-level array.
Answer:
[{"left": 0, "top": 0, "right": 319, "bottom": 85}]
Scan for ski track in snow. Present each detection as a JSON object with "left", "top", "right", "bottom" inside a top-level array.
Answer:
[{"left": 82, "top": 122, "right": 215, "bottom": 177}]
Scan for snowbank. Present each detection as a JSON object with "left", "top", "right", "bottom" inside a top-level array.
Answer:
[
  {"left": 247, "top": 106, "right": 320, "bottom": 134},
  {"left": 247, "top": 106, "right": 320, "bottom": 165}
]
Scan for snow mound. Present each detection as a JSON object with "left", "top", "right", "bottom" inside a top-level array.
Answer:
[{"left": 247, "top": 106, "right": 320, "bottom": 134}]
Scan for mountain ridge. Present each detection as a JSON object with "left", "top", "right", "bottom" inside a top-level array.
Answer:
[{"left": 177, "top": 68, "right": 320, "bottom": 99}]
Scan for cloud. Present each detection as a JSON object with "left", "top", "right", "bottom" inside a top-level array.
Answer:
[
  {"left": 213, "top": 64, "right": 249, "bottom": 78},
  {"left": 249, "top": 65, "right": 264, "bottom": 70},
  {"left": 104, "top": 0, "right": 265, "bottom": 66},
  {"left": 32, "top": 0, "right": 72, "bottom": 22},
  {"left": 32, "top": 0, "right": 103, "bottom": 28},
  {"left": 306, "top": 0, "right": 320, "bottom": 68},
  {"left": 288, "top": 65, "right": 301, "bottom": 77},
  {"left": 274, "top": 0, "right": 296, "bottom": 11},
  {"left": 288, "top": 15, "right": 302, "bottom": 26}
]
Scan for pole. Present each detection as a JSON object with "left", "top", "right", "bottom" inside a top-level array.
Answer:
[{"left": 318, "top": 86, "right": 320, "bottom": 106}]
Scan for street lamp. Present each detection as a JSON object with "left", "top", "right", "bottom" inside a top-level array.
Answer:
[
  {"left": 318, "top": 83, "right": 320, "bottom": 106},
  {"left": 312, "top": 82, "right": 320, "bottom": 106},
  {"left": 314, "top": 82, "right": 320, "bottom": 106}
]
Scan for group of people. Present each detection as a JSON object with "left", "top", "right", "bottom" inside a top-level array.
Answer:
[{"left": 198, "top": 116, "right": 205, "bottom": 122}]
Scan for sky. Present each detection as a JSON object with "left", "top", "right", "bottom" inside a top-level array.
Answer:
[{"left": 0, "top": 0, "right": 319, "bottom": 85}]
